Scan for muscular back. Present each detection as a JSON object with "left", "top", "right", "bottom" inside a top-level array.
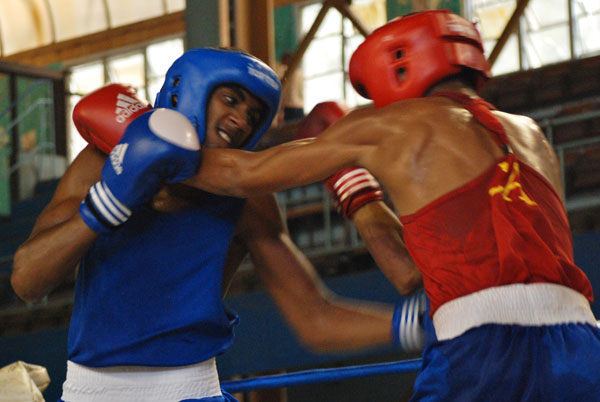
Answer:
[{"left": 353, "top": 94, "right": 561, "bottom": 216}]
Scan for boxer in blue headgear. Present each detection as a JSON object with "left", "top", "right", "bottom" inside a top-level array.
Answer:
[
  {"left": 14, "top": 47, "right": 421, "bottom": 402},
  {"left": 155, "top": 48, "right": 281, "bottom": 150}
]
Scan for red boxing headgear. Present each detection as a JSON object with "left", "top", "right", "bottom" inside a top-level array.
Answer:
[{"left": 349, "top": 10, "right": 491, "bottom": 108}]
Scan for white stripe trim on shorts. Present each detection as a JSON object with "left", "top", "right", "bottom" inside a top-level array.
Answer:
[
  {"left": 61, "top": 358, "right": 222, "bottom": 402},
  {"left": 433, "top": 283, "right": 596, "bottom": 341}
]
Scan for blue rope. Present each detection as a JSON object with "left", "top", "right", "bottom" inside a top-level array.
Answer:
[{"left": 222, "top": 358, "right": 422, "bottom": 393}]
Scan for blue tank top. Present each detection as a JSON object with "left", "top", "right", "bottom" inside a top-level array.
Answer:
[{"left": 68, "top": 191, "right": 245, "bottom": 367}]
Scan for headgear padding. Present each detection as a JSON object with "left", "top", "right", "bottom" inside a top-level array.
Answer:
[
  {"left": 155, "top": 48, "right": 282, "bottom": 150},
  {"left": 349, "top": 10, "right": 491, "bottom": 108}
]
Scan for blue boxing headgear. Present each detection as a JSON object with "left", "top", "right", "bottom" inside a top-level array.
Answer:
[{"left": 154, "top": 48, "right": 282, "bottom": 150}]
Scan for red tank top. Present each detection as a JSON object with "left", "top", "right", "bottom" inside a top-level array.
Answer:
[{"left": 399, "top": 92, "right": 594, "bottom": 315}]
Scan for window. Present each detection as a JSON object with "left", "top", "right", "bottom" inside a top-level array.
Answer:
[
  {"left": 573, "top": 0, "right": 600, "bottom": 56},
  {"left": 471, "top": 0, "right": 600, "bottom": 73},
  {"left": 67, "top": 37, "right": 184, "bottom": 161},
  {"left": 473, "top": 0, "right": 520, "bottom": 75},
  {"left": 300, "top": 0, "right": 385, "bottom": 111},
  {"left": 0, "top": 0, "right": 185, "bottom": 56},
  {"left": 299, "top": 0, "right": 600, "bottom": 109},
  {"left": 523, "top": 0, "right": 571, "bottom": 68},
  {"left": 147, "top": 39, "right": 184, "bottom": 103}
]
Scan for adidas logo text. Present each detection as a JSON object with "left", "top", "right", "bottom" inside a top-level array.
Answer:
[
  {"left": 115, "top": 93, "right": 146, "bottom": 123},
  {"left": 110, "top": 143, "right": 128, "bottom": 175}
]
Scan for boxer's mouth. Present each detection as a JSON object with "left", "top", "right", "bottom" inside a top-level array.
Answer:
[{"left": 217, "top": 128, "right": 232, "bottom": 145}]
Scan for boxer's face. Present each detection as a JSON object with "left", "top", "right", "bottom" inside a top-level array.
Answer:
[{"left": 204, "top": 85, "right": 265, "bottom": 149}]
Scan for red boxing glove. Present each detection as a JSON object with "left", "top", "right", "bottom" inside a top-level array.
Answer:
[
  {"left": 73, "top": 83, "right": 152, "bottom": 154},
  {"left": 325, "top": 166, "right": 384, "bottom": 218},
  {"left": 294, "top": 101, "right": 348, "bottom": 141}
]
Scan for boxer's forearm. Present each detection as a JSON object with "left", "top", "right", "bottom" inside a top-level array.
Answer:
[
  {"left": 251, "top": 230, "right": 394, "bottom": 352},
  {"left": 187, "top": 138, "right": 359, "bottom": 198},
  {"left": 352, "top": 202, "right": 422, "bottom": 295},
  {"left": 299, "top": 296, "right": 395, "bottom": 352},
  {"left": 264, "top": 270, "right": 395, "bottom": 352}
]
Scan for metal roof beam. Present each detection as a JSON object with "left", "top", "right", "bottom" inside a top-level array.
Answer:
[{"left": 488, "top": 0, "right": 531, "bottom": 67}]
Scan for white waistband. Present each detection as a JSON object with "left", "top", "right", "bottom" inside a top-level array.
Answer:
[
  {"left": 433, "top": 283, "right": 596, "bottom": 341},
  {"left": 61, "top": 358, "right": 222, "bottom": 402}
]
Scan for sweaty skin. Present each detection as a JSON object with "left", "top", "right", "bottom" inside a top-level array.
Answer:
[{"left": 185, "top": 81, "right": 562, "bottom": 215}]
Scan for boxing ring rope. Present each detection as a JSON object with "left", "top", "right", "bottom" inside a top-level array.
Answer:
[
  {"left": 222, "top": 317, "right": 600, "bottom": 393},
  {"left": 221, "top": 358, "right": 423, "bottom": 393}
]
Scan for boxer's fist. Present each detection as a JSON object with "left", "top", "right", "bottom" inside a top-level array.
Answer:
[
  {"left": 294, "top": 101, "right": 348, "bottom": 141},
  {"left": 79, "top": 109, "right": 201, "bottom": 234},
  {"left": 392, "top": 290, "right": 427, "bottom": 352},
  {"left": 73, "top": 83, "right": 152, "bottom": 154}
]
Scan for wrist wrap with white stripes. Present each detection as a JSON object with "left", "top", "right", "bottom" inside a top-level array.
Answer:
[
  {"left": 79, "top": 181, "right": 132, "bottom": 234},
  {"left": 324, "top": 166, "right": 384, "bottom": 218},
  {"left": 392, "top": 290, "right": 427, "bottom": 351}
]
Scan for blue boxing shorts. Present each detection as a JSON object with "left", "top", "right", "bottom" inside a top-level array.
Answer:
[{"left": 410, "top": 322, "right": 600, "bottom": 402}]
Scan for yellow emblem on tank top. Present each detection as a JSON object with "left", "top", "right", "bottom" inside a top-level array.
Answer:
[{"left": 488, "top": 161, "right": 537, "bottom": 206}]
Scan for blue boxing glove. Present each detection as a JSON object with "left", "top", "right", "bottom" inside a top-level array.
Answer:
[
  {"left": 79, "top": 108, "right": 200, "bottom": 234},
  {"left": 392, "top": 290, "right": 428, "bottom": 351}
]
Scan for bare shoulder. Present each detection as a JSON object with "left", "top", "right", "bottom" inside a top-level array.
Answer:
[
  {"left": 351, "top": 99, "right": 445, "bottom": 172},
  {"left": 342, "top": 99, "right": 433, "bottom": 138},
  {"left": 493, "top": 110, "right": 562, "bottom": 189},
  {"left": 495, "top": 111, "right": 543, "bottom": 133},
  {"left": 493, "top": 110, "right": 549, "bottom": 150}
]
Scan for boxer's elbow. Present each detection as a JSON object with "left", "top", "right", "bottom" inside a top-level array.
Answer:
[
  {"left": 11, "top": 249, "right": 44, "bottom": 303},
  {"left": 197, "top": 151, "right": 264, "bottom": 198},
  {"left": 11, "top": 278, "right": 43, "bottom": 303},
  {"left": 395, "top": 272, "right": 423, "bottom": 296}
]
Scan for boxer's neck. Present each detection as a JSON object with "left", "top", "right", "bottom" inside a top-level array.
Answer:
[{"left": 427, "top": 80, "right": 478, "bottom": 99}]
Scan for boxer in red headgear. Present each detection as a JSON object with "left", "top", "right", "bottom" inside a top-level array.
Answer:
[{"left": 187, "top": 10, "right": 600, "bottom": 401}]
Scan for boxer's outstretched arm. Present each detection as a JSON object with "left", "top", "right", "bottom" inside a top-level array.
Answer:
[
  {"left": 11, "top": 146, "right": 103, "bottom": 302},
  {"left": 188, "top": 108, "right": 377, "bottom": 197},
  {"left": 237, "top": 194, "right": 395, "bottom": 352},
  {"left": 192, "top": 138, "right": 350, "bottom": 197}
]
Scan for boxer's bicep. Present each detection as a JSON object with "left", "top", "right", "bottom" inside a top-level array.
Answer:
[
  {"left": 31, "top": 145, "right": 104, "bottom": 238},
  {"left": 13, "top": 146, "right": 104, "bottom": 302}
]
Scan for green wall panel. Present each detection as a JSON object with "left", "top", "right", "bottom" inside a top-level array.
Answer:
[
  {"left": 386, "top": 0, "right": 462, "bottom": 20},
  {"left": 274, "top": 5, "right": 298, "bottom": 62}
]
